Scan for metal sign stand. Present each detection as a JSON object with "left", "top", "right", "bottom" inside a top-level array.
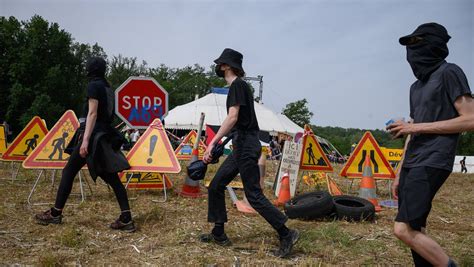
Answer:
[
  {"left": 124, "top": 173, "right": 168, "bottom": 203},
  {"left": 27, "top": 169, "right": 92, "bottom": 206},
  {"left": 11, "top": 161, "right": 21, "bottom": 182},
  {"left": 151, "top": 179, "right": 167, "bottom": 203}
]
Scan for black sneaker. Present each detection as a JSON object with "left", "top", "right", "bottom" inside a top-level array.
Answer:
[
  {"left": 110, "top": 219, "right": 136, "bottom": 233},
  {"left": 199, "top": 233, "right": 232, "bottom": 246},
  {"left": 274, "top": 229, "right": 299, "bottom": 258},
  {"left": 35, "top": 209, "right": 62, "bottom": 225}
]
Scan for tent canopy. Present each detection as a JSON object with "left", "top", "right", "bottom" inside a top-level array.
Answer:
[{"left": 164, "top": 92, "right": 303, "bottom": 135}]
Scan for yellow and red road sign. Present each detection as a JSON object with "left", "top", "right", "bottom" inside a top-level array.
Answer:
[
  {"left": 340, "top": 131, "right": 395, "bottom": 179},
  {"left": 125, "top": 118, "right": 181, "bottom": 173},
  {"left": 120, "top": 172, "right": 172, "bottom": 189},
  {"left": 0, "top": 125, "right": 7, "bottom": 156},
  {"left": 381, "top": 147, "right": 404, "bottom": 162},
  {"left": 1, "top": 116, "right": 48, "bottom": 162},
  {"left": 175, "top": 130, "right": 207, "bottom": 160},
  {"left": 299, "top": 132, "right": 333, "bottom": 172},
  {"left": 23, "top": 111, "right": 79, "bottom": 169}
]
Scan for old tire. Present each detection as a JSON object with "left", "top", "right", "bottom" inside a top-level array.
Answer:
[
  {"left": 284, "top": 191, "right": 334, "bottom": 220},
  {"left": 333, "top": 195, "right": 375, "bottom": 222}
]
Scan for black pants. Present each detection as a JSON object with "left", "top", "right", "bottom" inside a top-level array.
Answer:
[
  {"left": 54, "top": 145, "right": 130, "bottom": 212},
  {"left": 396, "top": 167, "right": 450, "bottom": 267},
  {"left": 207, "top": 131, "right": 287, "bottom": 231}
]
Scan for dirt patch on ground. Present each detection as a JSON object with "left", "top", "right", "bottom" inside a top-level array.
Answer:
[{"left": 0, "top": 160, "right": 472, "bottom": 266}]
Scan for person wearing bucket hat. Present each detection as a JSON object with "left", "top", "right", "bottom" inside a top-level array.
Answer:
[
  {"left": 387, "top": 23, "right": 474, "bottom": 267},
  {"left": 200, "top": 48, "right": 299, "bottom": 258}
]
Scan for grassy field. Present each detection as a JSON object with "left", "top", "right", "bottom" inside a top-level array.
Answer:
[{"left": 0, "top": 160, "right": 472, "bottom": 266}]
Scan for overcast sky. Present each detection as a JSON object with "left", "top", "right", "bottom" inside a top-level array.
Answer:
[{"left": 2, "top": 0, "right": 472, "bottom": 129}]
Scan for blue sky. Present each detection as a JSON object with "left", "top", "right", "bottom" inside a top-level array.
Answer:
[{"left": 1, "top": 0, "right": 472, "bottom": 129}]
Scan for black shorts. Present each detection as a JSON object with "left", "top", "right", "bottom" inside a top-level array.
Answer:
[{"left": 395, "top": 166, "right": 450, "bottom": 230}]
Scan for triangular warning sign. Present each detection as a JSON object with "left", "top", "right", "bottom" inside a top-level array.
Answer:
[
  {"left": 327, "top": 175, "right": 343, "bottom": 196},
  {"left": 175, "top": 130, "right": 207, "bottom": 160},
  {"left": 0, "top": 125, "right": 7, "bottom": 156},
  {"left": 126, "top": 119, "right": 181, "bottom": 173},
  {"left": 340, "top": 131, "right": 395, "bottom": 179},
  {"left": 120, "top": 172, "right": 173, "bottom": 189},
  {"left": 1, "top": 116, "right": 48, "bottom": 162},
  {"left": 300, "top": 132, "right": 333, "bottom": 172},
  {"left": 23, "top": 110, "right": 79, "bottom": 169}
]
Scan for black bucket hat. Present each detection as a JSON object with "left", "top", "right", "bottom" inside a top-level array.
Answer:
[
  {"left": 399, "top": 22, "right": 451, "bottom": 46},
  {"left": 214, "top": 48, "right": 245, "bottom": 73}
]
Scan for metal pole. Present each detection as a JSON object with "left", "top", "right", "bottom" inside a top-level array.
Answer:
[
  {"left": 27, "top": 170, "right": 44, "bottom": 206},
  {"left": 183, "top": 113, "right": 205, "bottom": 188},
  {"left": 227, "top": 186, "right": 238, "bottom": 207},
  {"left": 152, "top": 175, "right": 167, "bottom": 203},
  {"left": 78, "top": 171, "right": 85, "bottom": 203}
]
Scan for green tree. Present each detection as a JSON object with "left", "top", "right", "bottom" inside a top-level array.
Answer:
[
  {"left": 282, "top": 98, "right": 314, "bottom": 127},
  {"left": 107, "top": 55, "right": 147, "bottom": 90},
  {"left": 457, "top": 132, "right": 474, "bottom": 156},
  {"left": 0, "top": 15, "right": 106, "bottom": 136}
]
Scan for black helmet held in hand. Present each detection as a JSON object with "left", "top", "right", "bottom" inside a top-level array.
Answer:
[
  {"left": 186, "top": 136, "right": 233, "bottom": 181},
  {"left": 187, "top": 160, "right": 208, "bottom": 181}
]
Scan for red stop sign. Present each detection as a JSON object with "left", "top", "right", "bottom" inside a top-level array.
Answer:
[{"left": 115, "top": 77, "right": 169, "bottom": 129}]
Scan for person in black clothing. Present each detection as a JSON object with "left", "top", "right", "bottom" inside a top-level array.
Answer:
[
  {"left": 200, "top": 48, "right": 299, "bottom": 258},
  {"left": 387, "top": 23, "right": 474, "bottom": 267},
  {"left": 460, "top": 156, "right": 467, "bottom": 173},
  {"left": 35, "top": 57, "right": 135, "bottom": 232}
]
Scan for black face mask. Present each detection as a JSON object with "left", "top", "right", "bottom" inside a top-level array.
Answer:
[
  {"left": 406, "top": 35, "right": 449, "bottom": 81},
  {"left": 215, "top": 64, "right": 225, "bottom": 78}
]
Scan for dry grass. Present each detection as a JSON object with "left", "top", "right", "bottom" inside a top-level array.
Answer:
[{"left": 0, "top": 160, "right": 472, "bottom": 266}]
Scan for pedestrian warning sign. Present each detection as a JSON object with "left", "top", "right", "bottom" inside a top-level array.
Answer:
[
  {"left": 120, "top": 172, "right": 172, "bottom": 189},
  {"left": 0, "top": 125, "right": 7, "bottom": 156},
  {"left": 1, "top": 116, "right": 48, "bottom": 162},
  {"left": 23, "top": 110, "right": 79, "bottom": 169},
  {"left": 175, "top": 130, "right": 207, "bottom": 160},
  {"left": 299, "top": 132, "right": 333, "bottom": 172},
  {"left": 340, "top": 131, "right": 395, "bottom": 179},
  {"left": 125, "top": 118, "right": 181, "bottom": 173}
]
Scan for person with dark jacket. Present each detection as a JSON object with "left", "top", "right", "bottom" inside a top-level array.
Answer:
[
  {"left": 200, "top": 48, "right": 299, "bottom": 258},
  {"left": 460, "top": 156, "right": 467, "bottom": 173},
  {"left": 387, "top": 23, "right": 474, "bottom": 267},
  {"left": 35, "top": 57, "right": 135, "bottom": 232}
]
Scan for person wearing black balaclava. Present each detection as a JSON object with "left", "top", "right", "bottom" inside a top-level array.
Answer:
[
  {"left": 200, "top": 48, "right": 299, "bottom": 258},
  {"left": 35, "top": 57, "right": 136, "bottom": 232},
  {"left": 387, "top": 23, "right": 474, "bottom": 267}
]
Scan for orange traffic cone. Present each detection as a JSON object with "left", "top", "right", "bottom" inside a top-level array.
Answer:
[
  {"left": 359, "top": 155, "right": 382, "bottom": 212},
  {"left": 274, "top": 172, "right": 291, "bottom": 206},
  {"left": 179, "top": 147, "right": 205, "bottom": 198}
]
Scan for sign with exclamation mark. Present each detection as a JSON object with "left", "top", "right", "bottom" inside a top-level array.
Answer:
[
  {"left": 125, "top": 118, "right": 181, "bottom": 173},
  {"left": 147, "top": 135, "right": 158, "bottom": 164}
]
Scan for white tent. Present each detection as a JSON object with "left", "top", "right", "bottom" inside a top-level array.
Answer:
[{"left": 165, "top": 93, "right": 303, "bottom": 135}]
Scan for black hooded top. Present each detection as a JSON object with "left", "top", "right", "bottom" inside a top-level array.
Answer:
[
  {"left": 82, "top": 57, "right": 114, "bottom": 124},
  {"left": 69, "top": 57, "right": 130, "bottom": 180}
]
